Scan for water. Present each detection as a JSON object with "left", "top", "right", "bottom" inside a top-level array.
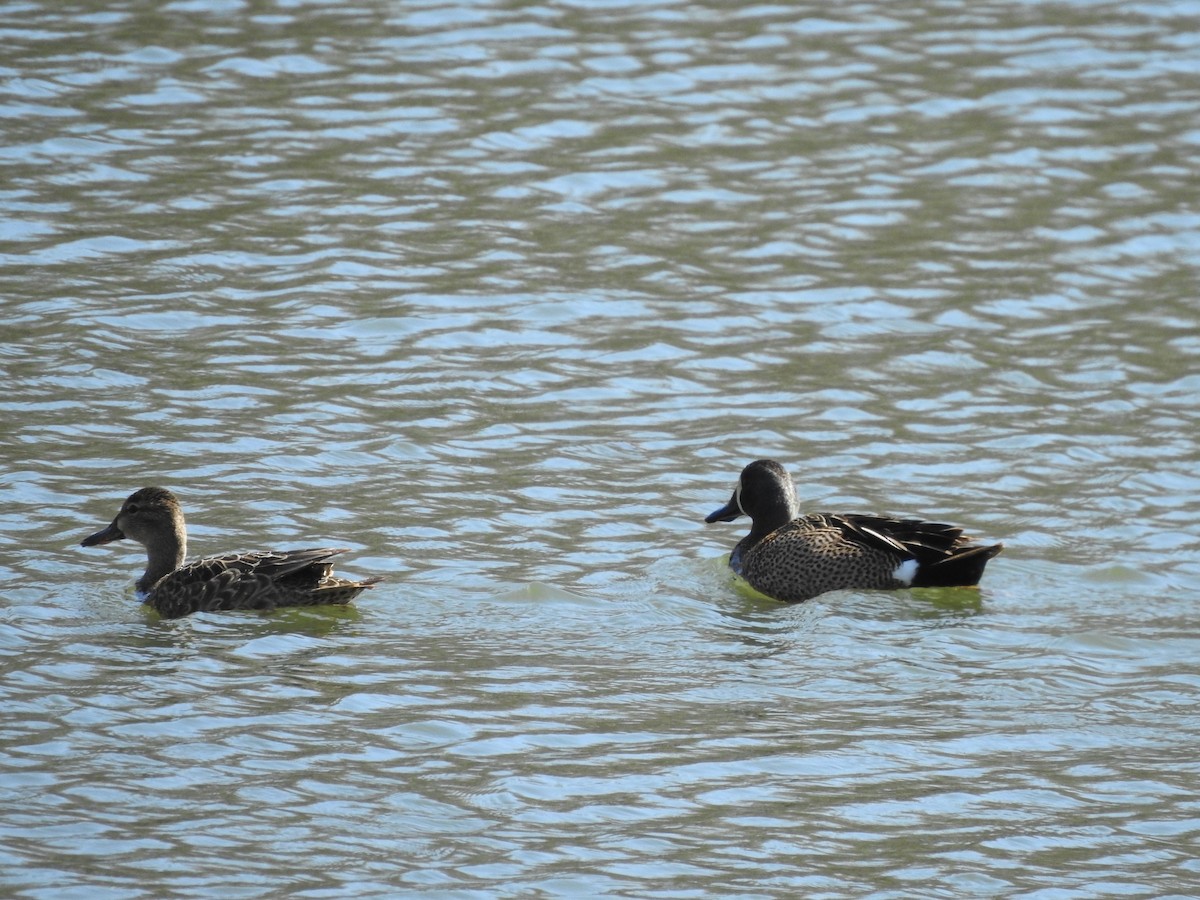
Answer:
[{"left": 2, "top": 0, "right": 1199, "bottom": 896}]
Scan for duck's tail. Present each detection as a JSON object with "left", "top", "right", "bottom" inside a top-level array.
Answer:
[
  {"left": 911, "top": 543, "right": 1004, "bottom": 588},
  {"left": 312, "top": 575, "right": 384, "bottom": 605}
]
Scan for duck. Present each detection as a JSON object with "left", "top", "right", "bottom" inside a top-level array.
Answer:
[
  {"left": 705, "top": 459, "right": 1002, "bottom": 603},
  {"left": 81, "top": 487, "right": 381, "bottom": 618}
]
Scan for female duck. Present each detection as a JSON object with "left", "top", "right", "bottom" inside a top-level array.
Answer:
[
  {"left": 81, "top": 487, "right": 380, "bottom": 618},
  {"left": 705, "top": 459, "right": 1002, "bottom": 603}
]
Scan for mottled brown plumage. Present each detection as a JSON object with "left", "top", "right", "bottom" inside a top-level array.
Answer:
[
  {"left": 706, "top": 460, "right": 1002, "bottom": 603},
  {"left": 81, "top": 487, "right": 381, "bottom": 618}
]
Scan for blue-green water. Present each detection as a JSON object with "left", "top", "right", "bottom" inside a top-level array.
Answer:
[{"left": 2, "top": 0, "right": 1199, "bottom": 896}]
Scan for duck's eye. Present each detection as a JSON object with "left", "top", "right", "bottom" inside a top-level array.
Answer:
[{"left": 125, "top": 503, "right": 139, "bottom": 514}]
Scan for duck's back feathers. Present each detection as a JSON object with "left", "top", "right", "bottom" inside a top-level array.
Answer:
[
  {"left": 170, "top": 547, "right": 349, "bottom": 587},
  {"left": 831, "top": 514, "right": 969, "bottom": 557}
]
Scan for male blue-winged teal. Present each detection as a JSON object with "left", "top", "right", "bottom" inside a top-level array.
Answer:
[
  {"left": 705, "top": 459, "right": 1002, "bottom": 603},
  {"left": 81, "top": 487, "right": 381, "bottom": 618}
]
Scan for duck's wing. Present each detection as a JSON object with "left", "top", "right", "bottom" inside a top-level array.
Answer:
[{"left": 829, "top": 514, "right": 967, "bottom": 557}]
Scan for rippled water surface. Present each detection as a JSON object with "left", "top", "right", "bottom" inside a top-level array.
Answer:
[{"left": 3, "top": 0, "right": 1199, "bottom": 896}]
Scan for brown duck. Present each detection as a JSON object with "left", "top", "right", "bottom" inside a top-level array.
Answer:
[
  {"left": 705, "top": 459, "right": 1002, "bottom": 603},
  {"left": 81, "top": 487, "right": 381, "bottom": 618}
]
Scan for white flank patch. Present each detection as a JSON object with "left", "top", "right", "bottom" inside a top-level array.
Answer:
[{"left": 893, "top": 559, "right": 918, "bottom": 585}]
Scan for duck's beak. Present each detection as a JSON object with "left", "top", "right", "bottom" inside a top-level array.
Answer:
[
  {"left": 705, "top": 491, "right": 742, "bottom": 524},
  {"left": 81, "top": 519, "right": 125, "bottom": 547}
]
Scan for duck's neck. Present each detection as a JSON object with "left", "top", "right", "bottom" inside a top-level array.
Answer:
[
  {"left": 746, "top": 518, "right": 780, "bottom": 547},
  {"left": 740, "top": 489, "right": 801, "bottom": 556},
  {"left": 138, "top": 534, "right": 186, "bottom": 594}
]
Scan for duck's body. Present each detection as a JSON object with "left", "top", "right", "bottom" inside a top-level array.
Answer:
[
  {"left": 82, "top": 487, "right": 380, "bottom": 618},
  {"left": 706, "top": 460, "right": 1002, "bottom": 603}
]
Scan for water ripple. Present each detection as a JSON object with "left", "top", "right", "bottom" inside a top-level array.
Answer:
[{"left": 2, "top": 0, "right": 1199, "bottom": 895}]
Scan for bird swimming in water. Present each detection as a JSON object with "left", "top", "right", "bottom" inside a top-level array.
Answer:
[
  {"left": 706, "top": 459, "right": 1002, "bottom": 603},
  {"left": 82, "top": 487, "right": 380, "bottom": 618}
]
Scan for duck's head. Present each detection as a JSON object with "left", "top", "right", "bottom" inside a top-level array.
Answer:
[
  {"left": 705, "top": 459, "right": 801, "bottom": 530},
  {"left": 81, "top": 486, "right": 185, "bottom": 550}
]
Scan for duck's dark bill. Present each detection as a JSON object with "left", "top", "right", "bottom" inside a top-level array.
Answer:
[
  {"left": 705, "top": 495, "right": 742, "bottom": 524},
  {"left": 81, "top": 521, "right": 125, "bottom": 547}
]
